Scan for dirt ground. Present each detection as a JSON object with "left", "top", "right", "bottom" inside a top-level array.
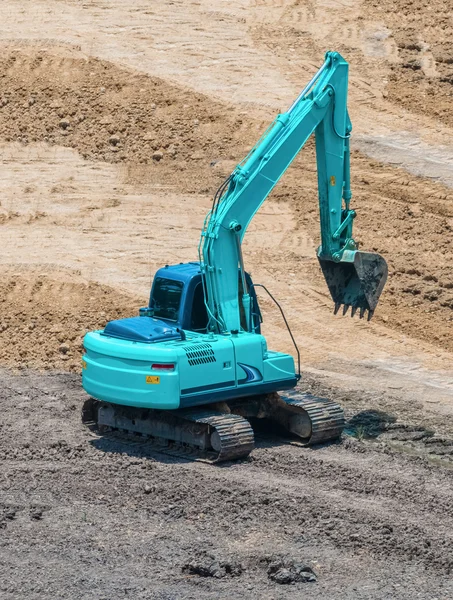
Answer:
[
  {"left": 1, "top": 370, "right": 453, "bottom": 600},
  {"left": 1, "top": 1, "right": 453, "bottom": 598}
]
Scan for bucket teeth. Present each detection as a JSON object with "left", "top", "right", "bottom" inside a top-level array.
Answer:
[{"left": 333, "top": 303, "right": 374, "bottom": 320}]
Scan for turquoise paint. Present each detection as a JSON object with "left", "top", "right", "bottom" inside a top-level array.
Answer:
[
  {"left": 201, "top": 51, "right": 354, "bottom": 333},
  {"left": 82, "top": 52, "right": 381, "bottom": 411}
]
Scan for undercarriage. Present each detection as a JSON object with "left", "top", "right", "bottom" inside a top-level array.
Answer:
[{"left": 82, "top": 391, "right": 345, "bottom": 462}]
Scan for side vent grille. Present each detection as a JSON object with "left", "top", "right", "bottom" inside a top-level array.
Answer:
[{"left": 183, "top": 343, "right": 216, "bottom": 366}]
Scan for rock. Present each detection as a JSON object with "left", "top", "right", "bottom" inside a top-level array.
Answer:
[
  {"left": 152, "top": 151, "right": 163, "bottom": 161},
  {"left": 271, "top": 568, "right": 294, "bottom": 584},
  {"left": 144, "top": 484, "right": 152, "bottom": 494},
  {"left": 182, "top": 553, "right": 242, "bottom": 579},
  {"left": 267, "top": 558, "right": 317, "bottom": 584},
  {"left": 59, "top": 343, "right": 70, "bottom": 354},
  {"left": 293, "top": 564, "right": 317, "bottom": 583},
  {"left": 109, "top": 135, "right": 121, "bottom": 146},
  {"left": 183, "top": 560, "right": 226, "bottom": 579},
  {"left": 209, "top": 562, "right": 226, "bottom": 579},
  {"left": 59, "top": 119, "right": 70, "bottom": 130}
]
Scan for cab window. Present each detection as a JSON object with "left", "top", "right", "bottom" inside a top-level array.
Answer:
[
  {"left": 190, "top": 283, "right": 209, "bottom": 332},
  {"left": 151, "top": 278, "right": 184, "bottom": 322}
]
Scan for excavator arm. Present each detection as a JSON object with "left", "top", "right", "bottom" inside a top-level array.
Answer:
[{"left": 200, "top": 51, "right": 387, "bottom": 333}]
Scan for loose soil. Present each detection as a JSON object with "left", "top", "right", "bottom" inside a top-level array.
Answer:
[
  {"left": 1, "top": 0, "right": 453, "bottom": 598},
  {"left": 1, "top": 370, "right": 453, "bottom": 600},
  {"left": 1, "top": 51, "right": 453, "bottom": 355}
]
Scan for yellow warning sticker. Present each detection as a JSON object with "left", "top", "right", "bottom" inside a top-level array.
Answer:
[
  {"left": 330, "top": 175, "right": 336, "bottom": 186},
  {"left": 146, "top": 375, "right": 160, "bottom": 385},
  {"left": 82, "top": 359, "right": 87, "bottom": 370}
]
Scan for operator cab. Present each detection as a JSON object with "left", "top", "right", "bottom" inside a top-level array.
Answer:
[{"left": 148, "top": 262, "right": 262, "bottom": 334}]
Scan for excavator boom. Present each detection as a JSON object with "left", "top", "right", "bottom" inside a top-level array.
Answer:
[{"left": 201, "top": 51, "right": 387, "bottom": 331}]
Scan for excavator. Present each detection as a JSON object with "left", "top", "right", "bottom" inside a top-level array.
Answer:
[{"left": 81, "top": 52, "right": 388, "bottom": 461}]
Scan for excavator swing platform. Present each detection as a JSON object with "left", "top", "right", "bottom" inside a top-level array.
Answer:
[{"left": 81, "top": 52, "right": 388, "bottom": 462}]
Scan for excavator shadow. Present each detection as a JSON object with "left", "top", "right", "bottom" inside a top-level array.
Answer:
[
  {"left": 345, "top": 409, "right": 397, "bottom": 439},
  {"left": 343, "top": 409, "right": 453, "bottom": 469}
]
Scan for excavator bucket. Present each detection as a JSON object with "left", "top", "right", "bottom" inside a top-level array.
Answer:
[{"left": 318, "top": 250, "right": 388, "bottom": 320}]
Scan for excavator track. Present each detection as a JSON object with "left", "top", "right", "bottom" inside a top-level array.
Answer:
[
  {"left": 229, "top": 390, "right": 345, "bottom": 446},
  {"left": 81, "top": 398, "right": 254, "bottom": 463},
  {"left": 181, "top": 409, "right": 255, "bottom": 462},
  {"left": 277, "top": 390, "right": 345, "bottom": 445},
  {"left": 82, "top": 389, "right": 343, "bottom": 463}
]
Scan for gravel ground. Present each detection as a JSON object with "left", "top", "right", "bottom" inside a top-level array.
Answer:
[{"left": 1, "top": 370, "right": 452, "bottom": 600}]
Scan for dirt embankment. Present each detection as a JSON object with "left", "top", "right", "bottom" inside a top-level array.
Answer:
[
  {"left": 250, "top": 0, "right": 453, "bottom": 130},
  {"left": 0, "top": 270, "right": 139, "bottom": 372},
  {"left": 281, "top": 147, "right": 453, "bottom": 351},
  {"left": 1, "top": 50, "right": 453, "bottom": 361},
  {"left": 0, "top": 51, "right": 254, "bottom": 193},
  {"left": 370, "top": 0, "right": 453, "bottom": 127}
]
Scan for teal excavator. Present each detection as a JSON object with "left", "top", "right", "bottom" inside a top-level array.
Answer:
[{"left": 82, "top": 52, "right": 388, "bottom": 461}]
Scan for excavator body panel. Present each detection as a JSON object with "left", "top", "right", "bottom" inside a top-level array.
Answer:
[{"left": 83, "top": 322, "right": 296, "bottom": 411}]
